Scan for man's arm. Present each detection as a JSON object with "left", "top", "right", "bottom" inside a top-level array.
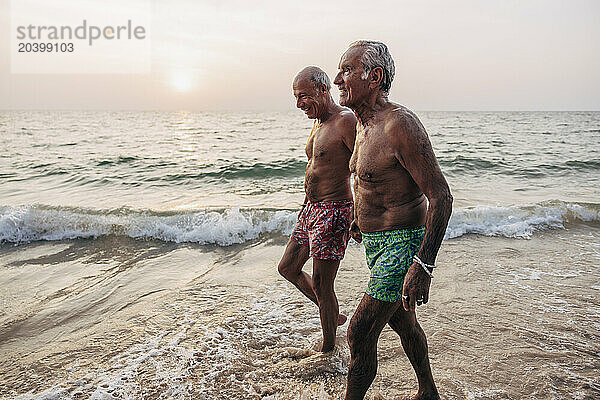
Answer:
[
  {"left": 338, "top": 111, "right": 358, "bottom": 153},
  {"left": 349, "top": 178, "right": 362, "bottom": 242},
  {"left": 391, "top": 110, "right": 453, "bottom": 310},
  {"left": 298, "top": 194, "right": 308, "bottom": 220},
  {"left": 338, "top": 111, "right": 361, "bottom": 241}
]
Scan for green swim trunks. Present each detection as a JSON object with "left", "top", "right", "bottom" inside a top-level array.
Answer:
[{"left": 363, "top": 226, "right": 425, "bottom": 302}]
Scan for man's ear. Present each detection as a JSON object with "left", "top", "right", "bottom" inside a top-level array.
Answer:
[
  {"left": 320, "top": 83, "right": 328, "bottom": 94},
  {"left": 369, "top": 67, "right": 384, "bottom": 90}
]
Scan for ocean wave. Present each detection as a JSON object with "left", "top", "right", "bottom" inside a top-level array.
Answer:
[
  {"left": 446, "top": 200, "right": 599, "bottom": 239},
  {"left": 564, "top": 160, "right": 600, "bottom": 170},
  {"left": 439, "top": 155, "right": 504, "bottom": 172},
  {"left": 135, "top": 159, "right": 306, "bottom": 183},
  {"left": 0, "top": 205, "right": 297, "bottom": 246},
  {"left": 1, "top": 200, "right": 598, "bottom": 245},
  {"left": 96, "top": 156, "right": 141, "bottom": 166},
  {"left": 438, "top": 155, "right": 600, "bottom": 177},
  {"left": 12, "top": 158, "right": 307, "bottom": 183},
  {"left": 201, "top": 158, "right": 307, "bottom": 180}
]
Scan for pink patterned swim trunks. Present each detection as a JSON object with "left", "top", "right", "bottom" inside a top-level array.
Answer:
[{"left": 291, "top": 199, "right": 353, "bottom": 260}]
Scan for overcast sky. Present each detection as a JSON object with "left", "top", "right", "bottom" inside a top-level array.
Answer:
[{"left": 1, "top": 0, "right": 599, "bottom": 111}]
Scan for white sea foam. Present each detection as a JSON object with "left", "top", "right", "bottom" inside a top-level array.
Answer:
[
  {"left": 0, "top": 205, "right": 296, "bottom": 245},
  {"left": 465, "top": 388, "right": 508, "bottom": 400},
  {"left": 1, "top": 200, "right": 598, "bottom": 245},
  {"left": 10, "top": 284, "right": 339, "bottom": 399},
  {"left": 445, "top": 201, "right": 600, "bottom": 239}
]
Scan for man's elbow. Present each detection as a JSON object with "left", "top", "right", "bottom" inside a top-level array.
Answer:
[
  {"left": 430, "top": 188, "right": 453, "bottom": 213},
  {"left": 442, "top": 188, "right": 453, "bottom": 208}
]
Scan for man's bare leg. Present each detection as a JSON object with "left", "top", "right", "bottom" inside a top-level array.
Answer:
[
  {"left": 345, "top": 294, "right": 401, "bottom": 400},
  {"left": 278, "top": 239, "right": 314, "bottom": 302},
  {"left": 312, "top": 258, "right": 343, "bottom": 352},
  {"left": 388, "top": 308, "right": 439, "bottom": 400},
  {"left": 277, "top": 240, "right": 347, "bottom": 327}
]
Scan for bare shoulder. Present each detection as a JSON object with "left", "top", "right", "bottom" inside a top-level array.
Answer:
[
  {"left": 384, "top": 104, "right": 423, "bottom": 135},
  {"left": 331, "top": 107, "right": 357, "bottom": 151},
  {"left": 334, "top": 107, "right": 358, "bottom": 131},
  {"left": 383, "top": 104, "right": 428, "bottom": 147}
]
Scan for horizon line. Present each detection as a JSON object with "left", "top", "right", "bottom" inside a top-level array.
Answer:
[{"left": 2, "top": 108, "right": 600, "bottom": 113}]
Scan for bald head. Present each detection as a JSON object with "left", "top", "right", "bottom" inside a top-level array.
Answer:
[{"left": 294, "top": 66, "right": 331, "bottom": 92}]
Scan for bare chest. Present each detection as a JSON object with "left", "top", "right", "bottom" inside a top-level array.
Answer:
[
  {"left": 350, "top": 125, "right": 400, "bottom": 183},
  {"left": 305, "top": 125, "right": 341, "bottom": 160}
]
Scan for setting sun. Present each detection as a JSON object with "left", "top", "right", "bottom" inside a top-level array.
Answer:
[{"left": 169, "top": 71, "right": 194, "bottom": 92}]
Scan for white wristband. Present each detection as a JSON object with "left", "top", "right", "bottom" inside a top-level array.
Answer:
[{"left": 413, "top": 255, "right": 435, "bottom": 279}]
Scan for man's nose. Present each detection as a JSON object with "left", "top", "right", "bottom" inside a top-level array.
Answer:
[
  {"left": 296, "top": 98, "right": 303, "bottom": 108},
  {"left": 333, "top": 72, "right": 342, "bottom": 85}
]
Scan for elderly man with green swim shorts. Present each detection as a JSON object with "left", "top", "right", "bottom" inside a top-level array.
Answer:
[{"left": 334, "top": 40, "right": 453, "bottom": 400}]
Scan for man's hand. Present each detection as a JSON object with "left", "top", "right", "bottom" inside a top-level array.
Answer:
[
  {"left": 401, "top": 262, "right": 431, "bottom": 312},
  {"left": 349, "top": 219, "right": 362, "bottom": 243}
]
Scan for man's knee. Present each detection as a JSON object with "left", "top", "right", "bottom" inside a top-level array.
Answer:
[
  {"left": 389, "top": 308, "right": 418, "bottom": 334},
  {"left": 278, "top": 240, "right": 309, "bottom": 279},
  {"left": 347, "top": 317, "right": 358, "bottom": 350},
  {"left": 278, "top": 260, "right": 297, "bottom": 280},
  {"left": 347, "top": 314, "right": 367, "bottom": 353}
]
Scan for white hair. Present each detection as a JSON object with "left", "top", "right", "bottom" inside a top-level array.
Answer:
[{"left": 348, "top": 40, "right": 395, "bottom": 93}]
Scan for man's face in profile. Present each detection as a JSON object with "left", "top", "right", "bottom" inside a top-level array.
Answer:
[
  {"left": 293, "top": 79, "right": 323, "bottom": 119},
  {"left": 335, "top": 47, "right": 368, "bottom": 108}
]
